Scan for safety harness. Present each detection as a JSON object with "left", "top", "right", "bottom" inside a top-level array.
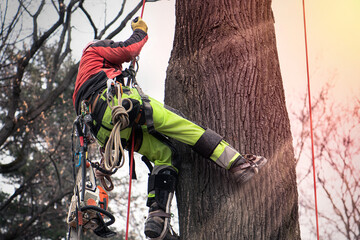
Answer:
[
  {"left": 116, "top": 61, "right": 180, "bottom": 240},
  {"left": 67, "top": 59, "right": 179, "bottom": 240}
]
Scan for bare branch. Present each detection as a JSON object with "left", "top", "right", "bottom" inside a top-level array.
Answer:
[
  {"left": 0, "top": 132, "right": 30, "bottom": 173},
  {"left": 79, "top": 0, "right": 98, "bottom": 39},
  {"left": 0, "top": 160, "right": 48, "bottom": 211},
  {"left": 51, "top": 0, "right": 59, "bottom": 13},
  {"left": 51, "top": 0, "right": 77, "bottom": 82},
  {"left": 106, "top": 0, "right": 143, "bottom": 39},
  {"left": 29, "top": 61, "right": 78, "bottom": 118},
  {"left": 3, "top": 187, "right": 72, "bottom": 239},
  {"left": 0, "top": 0, "right": 67, "bottom": 148},
  {"left": 31, "top": 0, "right": 46, "bottom": 43},
  {"left": 17, "top": 0, "right": 32, "bottom": 17},
  {"left": 296, "top": 84, "right": 360, "bottom": 238},
  {"left": 0, "top": 75, "right": 16, "bottom": 81},
  {"left": 98, "top": 0, "right": 127, "bottom": 39},
  {"left": 21, "top": 0, "right": 66, "bottom": 67},
  {"left": 0, "top": 1, "right": 22, "bottom": 54}
]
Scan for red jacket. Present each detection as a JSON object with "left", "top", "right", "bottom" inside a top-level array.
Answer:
[{"left": 73, "top": 29, "right": 148, "bottom": 112}]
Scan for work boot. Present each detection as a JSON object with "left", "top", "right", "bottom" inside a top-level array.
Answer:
[
  {"left": 144, "top": 202, "right": 170, "bottom": 239},
  {"left": 229, "top": 154, "right": 267, "bottom": 184}
]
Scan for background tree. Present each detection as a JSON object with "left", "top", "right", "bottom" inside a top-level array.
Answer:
[
  {"left": 292, "top": 86, "right": 360, "bottom": 239},
  {"left": 0, "top": 0, "right": 147, "bottom": 239},
  {"left": 0, "top": 43, "right": 76, "bottom": 239},
  {"left": 164, "top": 0, "right": 300, "bottom": 239}
]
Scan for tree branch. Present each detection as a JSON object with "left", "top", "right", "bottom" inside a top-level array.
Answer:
[
  {"left": 0, "top": 0, "right": 67, "bottom": 148},
  {"left": 79, "top": 0, "right": 98, "bottom": 39},
  {"left": 31, "top": 0, "right": 46, "bottom": 43},
  {"left": 51, "top": 0, "right": 77, "bottom": 84},
  {"left": 0, "top": 1, "right": 22, "bottom": 54},
  {"left": 24, "top": 62, "right": 79, "bottom": 123},
  {"left": 0, "top": 132, "right": 30, "bottom": 173},
  {"left": 0, "top": 160, "right": 49, "bottom": 211},
  {"left": 106, "top": 0, "right": 143, "bottom": 39},
  {"left": 3, "top": 188, "right": 72, "bottom": 240},
  {"left": 98, "top": 0, "right": 127, "bottom": 39}
]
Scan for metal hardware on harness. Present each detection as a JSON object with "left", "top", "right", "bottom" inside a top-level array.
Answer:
[
  {"left": 123, "top": 58, "right": 156, "bottom": 135},
  {"left": 81, "top": 101, "right": 89, "bottom": 116},
  {"left": 106, "top": 78, "right": 121, "bottom": 104},
  {"left": 103, "top": 79, "right": 131, "bottom": 172},
  {"left": 67, "top": 116, "right": 116, "bottom": 240},
  {"left": 149, "top": 192, "right": 179, "bottom": 240}
]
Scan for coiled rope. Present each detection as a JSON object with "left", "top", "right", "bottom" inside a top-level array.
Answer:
[{"left": 103, "top": 84, "right": 133, "bottom": 171}]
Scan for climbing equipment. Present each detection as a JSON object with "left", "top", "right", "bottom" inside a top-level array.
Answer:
[
  {"left": 140, "top": 0, "right": 146, "bottom": 18},
  {"left": 125, "top": 129, "right": 136, "bottom": 240},
  {"left": 67, "top": 1, "right": 180, "bottom": 237},
  {"left": 103, "top": 78, "right": 132, "bottom": 172},
  {"left": 145, "top": 201, "right": 179, "bottom": 240},
  {"left": 67, "top": 115, "right": 116, "bottom": 239},
  {"left": 121, "top": 59, "right": 180, "bottom": 240},
  {"left": 302, "top": 0, "right": 320, "bottom": 239},
  {"left": 119, "top": 57, "right": 156, "bottom": 135},
  {"left": 145, "top": 166, "right": 179, "bottom": 240}
]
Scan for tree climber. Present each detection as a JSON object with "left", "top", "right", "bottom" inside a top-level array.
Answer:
[{"left": 72, "top": 17, "right": 268, "bottom": 239}]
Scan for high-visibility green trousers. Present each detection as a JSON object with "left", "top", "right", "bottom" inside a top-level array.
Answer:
[
  {"left": 91, "top": 87, "right": 240, "bottom": 172},
  {"left": 90, "top": 86, "right": 241, "bottom": 206}
]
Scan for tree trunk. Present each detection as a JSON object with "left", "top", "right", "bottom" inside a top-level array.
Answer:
[{"left": 164, "top": 0, "right": 300, "bottom": 239}]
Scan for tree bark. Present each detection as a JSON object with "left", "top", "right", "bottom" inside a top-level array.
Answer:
[{"left": 164, "top": 0, "right": 300, "bottom": 239}]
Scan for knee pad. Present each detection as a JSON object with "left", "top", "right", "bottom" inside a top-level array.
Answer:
[
  {"left": 192, "top": 128, "right": 223, "bottom": 159},
  {"left": 147, "top": 166, "right": 177, "bottom": 210}
]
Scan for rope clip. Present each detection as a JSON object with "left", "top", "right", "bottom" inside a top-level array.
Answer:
[
  {"left": 81, "top": 100, "right": 90, "bottom": 116},
  {"left": 107, "top": 78, "right": 123, "bottom": 100},
  {"left": 106, "top": 79, "right": 116, "bottom": 98}
]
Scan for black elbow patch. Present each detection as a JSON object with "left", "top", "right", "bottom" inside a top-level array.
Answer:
[{"left": 192, "top": 128, "right": 223, "bottom": 159}]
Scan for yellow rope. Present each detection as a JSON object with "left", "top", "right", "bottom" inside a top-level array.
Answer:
[{"left": 103, "top": 84, "right": 133, "bottom": 171}]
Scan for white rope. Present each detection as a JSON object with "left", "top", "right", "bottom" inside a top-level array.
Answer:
[{"left": 103, "top": 84, "right": 133, "bottom": 171}]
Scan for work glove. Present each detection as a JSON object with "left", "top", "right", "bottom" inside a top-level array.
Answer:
[{"left": 131, "top": 17, "right": 148, "bottom": 33}]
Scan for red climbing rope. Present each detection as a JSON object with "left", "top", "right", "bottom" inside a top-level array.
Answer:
[
  {"left": 302, "top": 1, "right": 320, "bottom": 239},
  {"left": 140, "top": 0, "right": 146, "bottom": 18},
  {"left": 125, "top": 3, "right": 147, "bottom": 239},
  {"left": 125, "top": 129, "right": 136, "bottom": 240}
]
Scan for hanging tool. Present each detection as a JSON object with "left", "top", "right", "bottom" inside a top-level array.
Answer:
[{"left": 67, "top": 115, "right": 116, "bottom": 239}]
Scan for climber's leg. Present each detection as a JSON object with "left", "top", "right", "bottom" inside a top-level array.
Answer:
[
  {"left": 89, "top": 87, "right": 178, "bottom": 238},
  {"left": 136, "top": 128, "right": 178, "bottom": 239},
  {"left": 148, "top": 96, "right": 267, "bottom": 183}
]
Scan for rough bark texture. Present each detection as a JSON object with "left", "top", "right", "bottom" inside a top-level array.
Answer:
[{"left": 164, "top": 0, "right": 301, "bottom": 239}]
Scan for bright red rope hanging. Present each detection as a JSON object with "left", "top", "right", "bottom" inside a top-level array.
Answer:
[
  {"left": 125, "top": 2, "right": 147, "bottom": 239},
  {"left": 140, "top": 0, "right": 146, "bottom": 18},
  {"left": 125, "top": 130, "right": 136, "bottom": 240},
  {"left": 302, "top": 1, "right": 320, "bottom": 239}
]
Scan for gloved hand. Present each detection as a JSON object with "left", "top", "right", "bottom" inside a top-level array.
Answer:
[{"left": 131, "top": 17, "right": 148, "bottom": 33}]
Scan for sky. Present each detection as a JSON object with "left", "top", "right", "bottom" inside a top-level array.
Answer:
[
  {"left": 273, "top": 0, "right": 360, "bottom": 105},
  {"left": 272, "top": 1, "right": 360, "bottom": 238}
]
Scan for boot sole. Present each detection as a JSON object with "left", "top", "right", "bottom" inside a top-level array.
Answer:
[
  {"left": 235, "top": 157, "right": 267, "bottom": 184},
  {"left": 144, "top": 221, "right": 166, "bottom": 238}
]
